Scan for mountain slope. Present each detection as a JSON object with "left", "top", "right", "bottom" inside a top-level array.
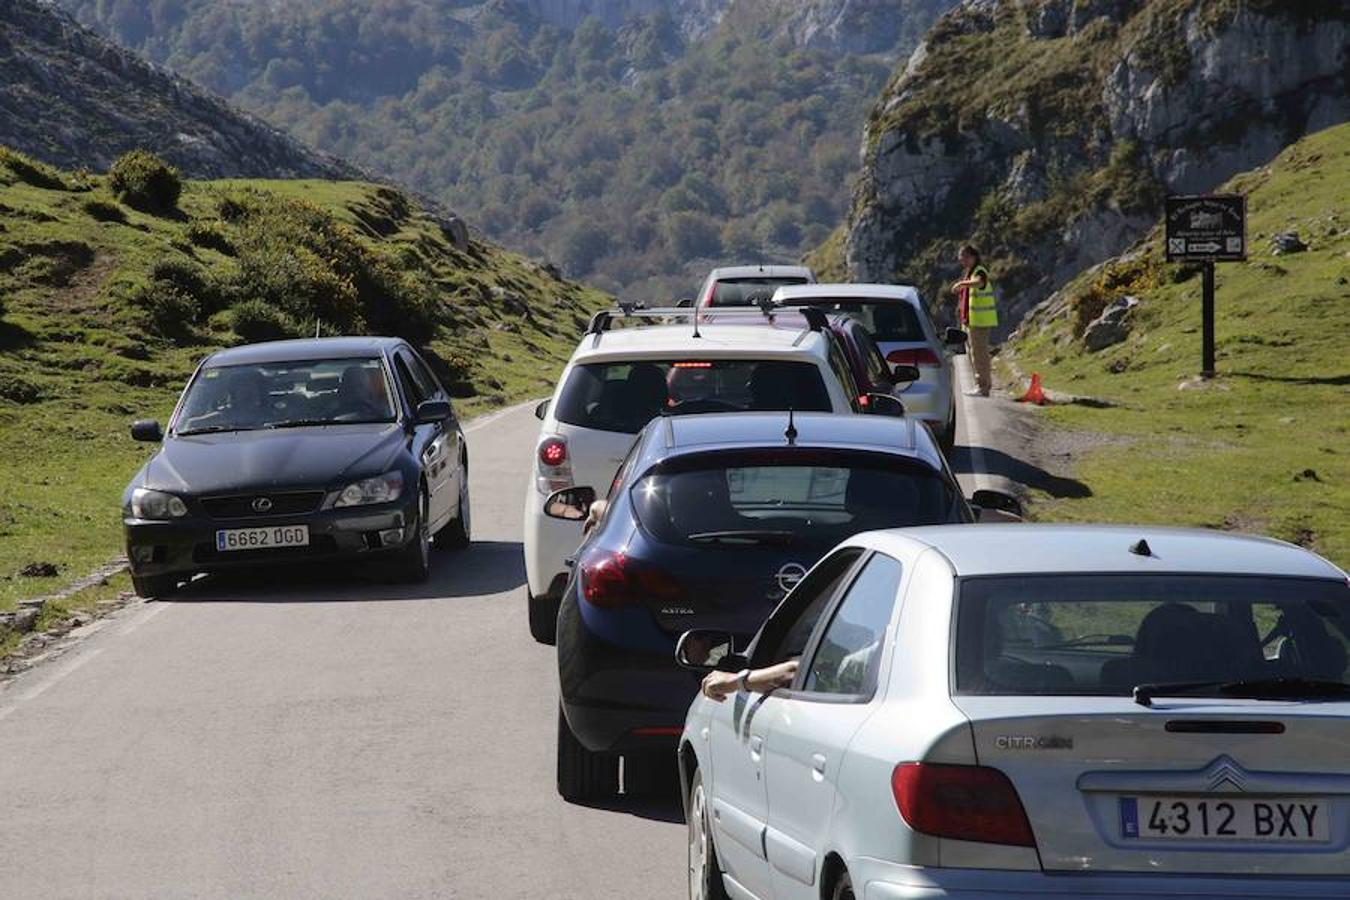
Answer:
[
  {"left": 54, "top": 0, "right": 955, "bottom": 299},
  {"left": 845, "top": 0, "right": 1347, "bottom": 331},
  {"left": 1006, "top": 121, "right": 1349, "bottom": 565},
  {"left": 0, "top": 149, "right": 607, "bottom": 609},
  {"left": 0, "top": 0, "right": 356, "bottom": 179}
]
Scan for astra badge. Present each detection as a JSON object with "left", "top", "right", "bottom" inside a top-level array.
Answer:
[
  {"left": 251, "top": 497, "right": 274, "bottom": 513},
  {"left": 775, "top": 562, "right": 808, "bottom": 594}
]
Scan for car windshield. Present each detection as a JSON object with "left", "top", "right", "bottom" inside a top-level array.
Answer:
[
  {"left": 554, "top": 360, "right": 831, "bottom": 434},
  {"left": 785, "top": 299, "right": 926, "bottom": 343},
  {"left": 709, "top": 277, "right": 810, "bottom": 307},
  {"left": 175, "top": 358, "right": 397, "bottom": 434},
  {"left": 632, "top": 451, "right": 960, "bottom": 547},
  {"left": 955, "top": 574, "right": 1350, "bottom": 696}
]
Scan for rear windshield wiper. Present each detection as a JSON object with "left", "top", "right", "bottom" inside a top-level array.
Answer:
[
  {"left": 687, "top": 529, "right": 798, "bottom": 546},
  {"left": 1134, "top": 677, "right": 1350, "bottom": 707}
]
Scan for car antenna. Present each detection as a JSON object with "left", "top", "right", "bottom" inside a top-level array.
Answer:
[
  {"left": 314, "top": 319, "right": 322, "bottom": 338},
  {"left": 784, "top": 408, "right": 797, "bottom": 446},
  {"left": 1130, "top": 538, "right": 1154, "bottom": 557}
]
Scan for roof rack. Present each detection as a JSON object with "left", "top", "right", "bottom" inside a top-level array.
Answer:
[{"left": 585, "top": 304, "right": 700, "bottom": 347}]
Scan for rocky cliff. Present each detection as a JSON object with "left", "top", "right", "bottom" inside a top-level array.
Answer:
[
  {"left": 845, "top": 0, "right": 1348, "bottom": 332},
  {"left": 0, "top": 0, "right": 356, "bottom": 179}
]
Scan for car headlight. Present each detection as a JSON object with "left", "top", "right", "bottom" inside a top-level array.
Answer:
[
  {"left": 131, "top": 488, "right": 189, "bottom": 520},
  {"left": 334, "top": 471, "right": 404, "bottom": 508}
]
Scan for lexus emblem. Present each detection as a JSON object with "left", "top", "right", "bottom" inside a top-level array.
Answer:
[
  {"left": 775, "top": 562, "right": 807, "bottom": 594},
  {"left": 251, "top": 497, "right": 274, "bottom": 513}
]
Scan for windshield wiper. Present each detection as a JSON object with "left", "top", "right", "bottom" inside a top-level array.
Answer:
[
  {"left": 264, "top": 418, "right": 336, "bottom": 429},
  {"left": 687, "top": 529, "right": 797, "bottom": 546},
  {"left": 1134, "top": 677, "right": 1350, "bottom": 707},
  {"left": 175, "top": 425, "right": 255, "bottom": 436}
]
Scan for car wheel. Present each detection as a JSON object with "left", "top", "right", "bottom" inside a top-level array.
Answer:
[
  {"left": 132, "top": 573, "right": 179, "bottom": 599},
  {"left": 557, "top": 704, "right": 618, "bottom": 803},
  {"left": 436, "top": 466, "right": 471, "bottom": 551},
  {"left": 830, "top": 870, "right": 855, "bottom": 900},
  {"left": 688, "top": 768, "right": 729, "bottom": 900},
  {"left": 393, "top": 489, "right": 431, "bottom": 583},
  {"left": 528, "top": 590, "right": 559, "bottom": 645},
  {"left": 939, "top": 406, "right": 957, "bottom": 455}
]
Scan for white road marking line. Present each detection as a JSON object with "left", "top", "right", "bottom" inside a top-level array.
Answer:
[
  {"left": 0, "top": 648, "right": 104, "bottom": 722},
  {"left": 463, "top": 399, "right": 538, "bottom": 435},
  {"left": 955, "top": 355, "right": 994, "bottom": 493}
]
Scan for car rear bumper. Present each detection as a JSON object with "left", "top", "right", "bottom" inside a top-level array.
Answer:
[
  {"left": 124, "top": 497, "right": 418, "bottom": 579},
  {"left": 856, "top": 859, "right": 1350, "bottom": 899},
  {"left": 556, "top": 590, "right": 704, "bottom": 753}
]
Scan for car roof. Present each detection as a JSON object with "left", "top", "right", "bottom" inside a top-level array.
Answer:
[
  {"left": 572, "top": 322, "right": 831, "bottom": 363},
  {"left": 642, "top": 412, "right": 942, "bottom": 469},
  {"left": 203, "top": 337, "right": 403, "bottom": 367},
  {"left": 853, "top": 525, "right": 1347, "bottom": 579},
  {"left": 707, "top": 265, "right": 815, "bottom": 281},
  {"left": 774, "top": 283, "right": 922, "bottom": 305}
]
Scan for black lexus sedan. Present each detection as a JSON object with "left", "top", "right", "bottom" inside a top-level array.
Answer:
[
  {"left": 546, "top": 411, "right": 1016, "bottom": 803},
  {"left": 122, "top": 337, "right": 470, "bottom": 597}
]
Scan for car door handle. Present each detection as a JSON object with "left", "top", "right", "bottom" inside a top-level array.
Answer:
[
  {"left": 811, "top": 753, "right": 827, "bottom": 780},
  {"left": 749, "top": 734, "right": 763, "bottom": 760}
]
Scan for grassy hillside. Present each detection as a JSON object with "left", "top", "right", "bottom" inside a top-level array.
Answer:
[
  {"left": 0, "top": 149, "right": 607, "bottom": 610},
  {"left": 1006, "top": 123, "right": 1349, "bottom": 566}
]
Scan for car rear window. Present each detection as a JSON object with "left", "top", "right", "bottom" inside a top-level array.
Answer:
[
  {"left": 554, "top": 360, "right": 832, "bottom": 434},
  {"left": 631, "top": 451, "right": 960, "bottom": 547},
  {"left": 786, "top": 299, "right": 926, "bottom": 343},
  {"left": 709, "top": 277, "right": 810, "bottom": 308},
  {"left": 954, "top": 575, "right": 1350, "bottom": 696}
]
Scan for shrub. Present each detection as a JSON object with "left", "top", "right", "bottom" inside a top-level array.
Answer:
[
  {"left": 0, "top": 373, "right": 42, "bottom": 404},
  {"left": 230, "top": 299, "right": 298, "bottom": 343},
  {"left": 81, "top": 197, "right": 127, "bottom": 224},
  {"left": 151, "top": 258, "right": 226, "bottom": 317},
  {"left": 0, "top": 148, "right": 66, "bottom": 190},
  {"left": 130, "top": 282, "right": 199, "bottom": 342},
  {"left": 186, "top": 220, "right": 234, "bottom": 255},
  {"left": 108, "top": 150, "right": 182, "bottom": 213}
]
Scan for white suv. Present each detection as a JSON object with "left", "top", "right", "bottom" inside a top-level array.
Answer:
[
  {"left": 523, "top": 308, "right": 864, "bottom": 644},
  {"left": 694, "top": 265, "right": 816, "bottom": 309}
]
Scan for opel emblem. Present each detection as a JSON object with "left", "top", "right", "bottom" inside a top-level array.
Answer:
[
  {"left": 775, "top": 562, "right": 807, "bottom": 594},
  {"left": 252, "top": 497, "right": 274, "bottom": 513}
]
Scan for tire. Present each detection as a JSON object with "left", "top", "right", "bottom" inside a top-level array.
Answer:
[
  {"left": 557, "top": 704, "right": 618, "bottom": 803},
  {"left": 687, "top": 768, "right": 730, "bottom": 900},
  {"left": 939, "top": 405, "right": 957, "bottom": 455},
  {"left": 392, "top": 489, "right": 431, "bottom": 583},
  {"left": 528, "top": 591, "right": 559, "bottom": 645},
  {"left": 132, "top": 573, "right": 178, "bottom": 599},
  {"left": 436, "top": 467, "right": 471, "bottom": 551},
  {"left": 830, "top": 870, "right": 855, "bottom": 900}
]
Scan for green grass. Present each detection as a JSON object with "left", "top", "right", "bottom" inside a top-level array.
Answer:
[
  {"left": 0, "top": 572, "right": 132, "bottom": 659},
  {"left": 0, "top": 150, "right": 608, "bottom": 610},
  {"left": 1006, "top": 123, "right": 1350, "bottom": 567}
]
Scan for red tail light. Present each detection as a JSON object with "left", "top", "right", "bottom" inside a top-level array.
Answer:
[
  {"left": 539, "top": 437, "right": 568, "bottom": 467},
  {"left": 887, "top": 348, "right": 942, "bottom": 367},
  {"left": 891, "top": 763, "right": 1036, "bottom": 848},
  {"left": 579, "top": 551, "right": 682, "bottom": 609}
]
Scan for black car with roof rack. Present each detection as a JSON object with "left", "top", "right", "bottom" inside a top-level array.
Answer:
[{"left": 121, "top": 337, "right": 470, "bottom": 597}]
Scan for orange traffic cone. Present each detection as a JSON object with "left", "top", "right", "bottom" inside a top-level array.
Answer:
[{"left": 1017, "top": 372, "right": 1048, "bottom": 405}]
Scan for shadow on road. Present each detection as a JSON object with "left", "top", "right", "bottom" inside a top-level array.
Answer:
[
  {"left": 167, "top": 540, "right": 527, "bottom": 603},
  {"left": 575, "top": 788, "right": 686, "bottom": 826},
  {"left": 948, "top": 445, "right": 1092, "bottom": 499},
  {"left": 1228, "top": 370, "right": 1350, "bottom": 387}
]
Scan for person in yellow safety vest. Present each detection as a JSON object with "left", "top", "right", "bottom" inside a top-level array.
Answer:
[{"left": 951, "top": 243, "right": 997, "bottom": 397}]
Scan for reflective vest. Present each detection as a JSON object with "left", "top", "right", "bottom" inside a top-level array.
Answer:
[{"left": 968, "top": 265, "right": 998, "bottom": 328}]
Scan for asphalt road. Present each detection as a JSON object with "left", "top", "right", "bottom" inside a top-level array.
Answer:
[{"left": 0, "top": 382, "right": 1034, "bottom": 899}]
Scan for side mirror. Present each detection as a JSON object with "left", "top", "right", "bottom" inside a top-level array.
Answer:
[
  {"left": 415, "top": 399, "right": 453, "bottom": 424},
  {"left": 890, "top": 364, "right": 921, "bottom": 383},
  {"left": 865, "top": 393, "right": 906, "bottom": 417},
  {"left": 534, "top": 399, "right": 551, "bottom": 420},
  {"left": 944, "top": 327, "right": 969, "bottom": 347},
  {"left": 544, "top": 486, "right": 597, "bottom": 521},
  {"left": 675, "top": 297, "right": 694, "bottom": 308},
  {"left": 676, "top": 629, "right": 747, "bottom": 673},
  {"left": 971, "top": 489, "right": 1023, "bottom": 522},
  {"left": 131, "top": 419, "right": 163, "bottom": 442}
]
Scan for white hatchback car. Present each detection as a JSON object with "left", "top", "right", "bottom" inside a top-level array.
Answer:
[
  {"left": 523, "top": 309, "right": 872, "bottom": 644},
  {"left": 677, "top": 525, "right": 1350, "bottom": 900},
  {"left": 774, "top": 285, "right": 965, "bottom": 450},
  {"left": 695, "top": 265, "right": 817, "bottom": 310}
]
